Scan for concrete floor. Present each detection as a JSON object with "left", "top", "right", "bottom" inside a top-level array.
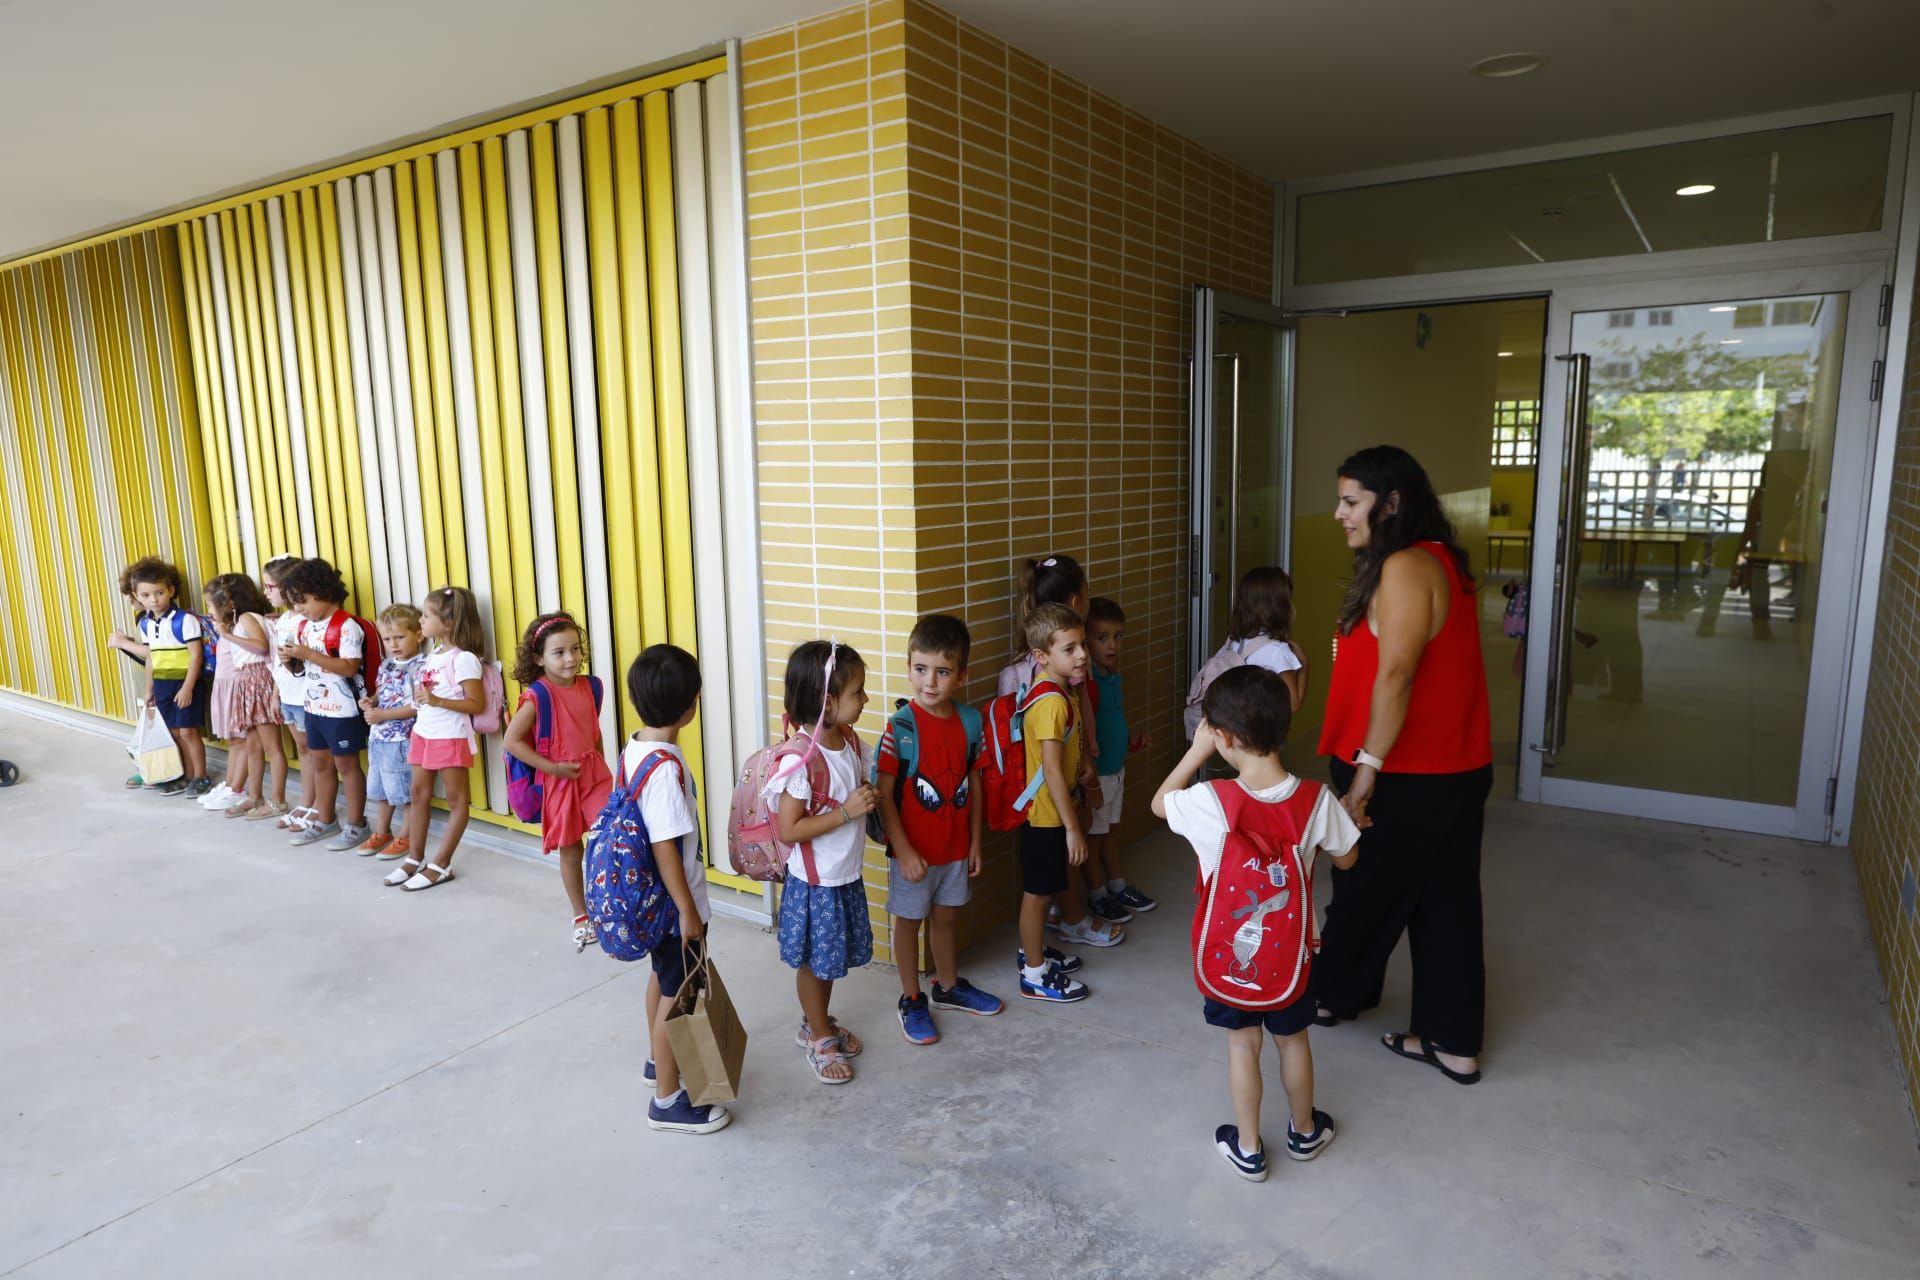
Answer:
[{"left": 3, "top": 709, "right": 1917, "bottom": 1280}]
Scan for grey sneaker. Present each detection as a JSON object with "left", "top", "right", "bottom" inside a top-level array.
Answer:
[
  {"left": 290, "top": 819, "right": 341, "bottom": 847},
  {"left": 326, "top": 823, "right": 371, "bottom": 852}
]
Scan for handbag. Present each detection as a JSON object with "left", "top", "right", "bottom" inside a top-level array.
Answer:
[
  {"left": 129, "top": 704, "right": 183, "bottom": 784},
  {"left": 662, "top": 944, "right": 748, "bottom": 1105}
]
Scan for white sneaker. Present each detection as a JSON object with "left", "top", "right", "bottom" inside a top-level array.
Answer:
[
  {"left": 290, "top": 819, "right": 340, "bottom": 847},
  {"left": 197, "top": 782, "right": 237, "bottom": 810},
  {"left": 326, "top": 823, "right": 371, "bottom": 852},
  {"left": 1056, "top": 918, "right": 1125, "bottom": 948}
]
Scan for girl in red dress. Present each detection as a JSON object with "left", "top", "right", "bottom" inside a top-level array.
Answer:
[{"left": 503, "top": 612, "right": 615, "bottom": 952}]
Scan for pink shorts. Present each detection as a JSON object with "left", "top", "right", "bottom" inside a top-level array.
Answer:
[{"left": 408, "top": 735, "right": 475, "bottom": 771}]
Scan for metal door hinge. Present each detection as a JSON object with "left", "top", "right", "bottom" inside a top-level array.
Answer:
[
  {"left": 1879, "top": 284, "right": 1894, "bottom": 328},
  {"left": 1825, "top": 776, "right": 1839, "bottom": 817},
  {"left": 1190, "top": 533, "right": 1201, "bottom": 596},
  {"left": 1869, "top": 359, "right": 1885, "bottom": 402}
]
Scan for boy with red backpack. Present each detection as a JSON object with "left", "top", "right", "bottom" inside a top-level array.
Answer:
[
  {"left": 1151, "top": 665, "right": 1359, "bottom": 1183},
  {"left": 276, "top": 558, "right": 380, "bottom": 850}
]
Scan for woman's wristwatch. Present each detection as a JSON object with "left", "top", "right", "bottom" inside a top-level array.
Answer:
[{"left": 1351, "top": 748, "right": 1385, "bottom": 771}]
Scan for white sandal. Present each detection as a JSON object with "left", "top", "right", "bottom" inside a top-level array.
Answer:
[
  {"left": 804, "top": 1034, "right": 853, "bottom": 1085},
  {"left": 277, "top": 805, "right": 314, "bottom": 832},
  {"left": 402, "top": 862, "right": 455, "bottom": 892},
  {"left": 383, "top": 857, "right": 423, "bottom": 887}
]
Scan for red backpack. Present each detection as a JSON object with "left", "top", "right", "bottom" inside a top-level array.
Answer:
[
  {"left": 979, "top": 680, "right": 1074, "bottom": 832},
  {"left": 1190, "top": 778, "right": 1328, "bottom": 1011},
  {"left": 321, "top": 608, "right": 384, "bottom": 696}
]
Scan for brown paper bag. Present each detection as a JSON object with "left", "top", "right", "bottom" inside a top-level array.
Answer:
[{"left": 663, "top": 946, "right": 748, "bottom": 1105}]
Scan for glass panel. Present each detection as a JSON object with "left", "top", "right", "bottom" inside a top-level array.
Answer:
[
  {"left": 1550, "top": 294, "right": 1846, "bottom": 802},
  {"left": 1296, "top": 116, "right": 1893, "bottom": 285},
  {"left": 1287, "top": 298, "right": 1547, "bottom": 778},
  {"left": 1204, "top": 310, "right": 1290, "bottom": 655}
]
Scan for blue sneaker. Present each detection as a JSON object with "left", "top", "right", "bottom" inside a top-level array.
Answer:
[
  {"left": 930, "top": 978, "right": 1003, "bottom": 1016},
  {"left": 1089, "top": 893, "right": 1133, "bottom": 925},
  {"left": 647, "top": 1092, "right": 731, "bottom": 1134},
  {"left": 1116, "top": 885, "right": 1158, "bottom": 913},
  {"left": 1019, "top": 965, "right": 1089, "bottom": 1003},
  {"left": 643, "top": 1058, "right": 656, "bottom": 1084},
  {"left": 898, "top": 993, "right": 940, "bottom": 1044},
  {"left": 1286, "top": 1109, "right": 1336, "bottom": 1161},
  {"left": 1216, "top": 1124, "right": 1267, "bottom": 1181},
  {"left": 1017, "top": 947, "right": 1082, "bottom": 975}
]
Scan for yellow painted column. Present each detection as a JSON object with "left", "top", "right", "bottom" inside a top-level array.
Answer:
[
  {"left": 249, "top": 201, "right": 301, "bottom": 555},
  {"left": 189, "top": 220, "right": 243, "bottom": 569},
  {"left": 13, "top": 269, "right": 76, "bottom": 705},
  {"left": 317, "top": 191, "right": 376, "bottom": 613},
  {"left": 480, "top": 138, "right": 537, "bottom": 642},
  {"left": 531, "top": 123, "right": 585, "bottom": 617},
  {"left": 392, "top": 162, "right": 447, "bottom": 588},
  {"left": 301, "top": 187, "right": 354, "bottom": 578},
  {"left": 125, "top": 239, "right": 185, "bottom": 567},
  {"left": 612, "top": 98, "right": 668, "bottom": 651},
  {"left": 413, "top": 156, "right": 469, "bottom": 587},
  {"left": 458, "top": 143, "right": 519, "bottom": 672},
  {"left": 281, "top": 194, "right": 335, "bottom": 565},
  {"left": 218, "top": 209, "right": 276, "bottom": 562},
  {"left": 158, "top": 229, "right": 221, "bottom": 584},
  {"left": 43, "top": 256, "right": 107, "bottom": 711}
]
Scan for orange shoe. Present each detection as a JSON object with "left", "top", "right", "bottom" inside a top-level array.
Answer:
[
  {"left": 355, "top": 832, "right": 393, "bottom": 858},
  {"left": 374, "top": 836, "right": 411, "bottom": 862}
]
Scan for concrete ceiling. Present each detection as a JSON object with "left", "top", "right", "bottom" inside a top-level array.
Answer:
[{"left": 3, "top": 0, "right": 1916, "bottom": 262}]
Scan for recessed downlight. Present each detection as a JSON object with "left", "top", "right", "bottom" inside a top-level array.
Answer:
[
  {"left": 1676, "top": 183, "right": 1716, "bottom": 196},
  {"left": 1709, "top": 305, "right": 1737, "bottom": 312},
  {"left": 1470, "top": 52, "right": 1548, "bottom": 79}
]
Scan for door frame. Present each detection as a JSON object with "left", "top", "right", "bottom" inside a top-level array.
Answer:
[
  {"left": 1517, "top": 259, "right": 1894, "bottom": 840},
  {"left": 1189, "top": 286, "right": 1295, "bottom": 676}
]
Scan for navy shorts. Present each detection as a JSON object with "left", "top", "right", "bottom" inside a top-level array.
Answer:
[
  {"left": 651, "top": 932, "right": 705, "bottom": 1000},
  {"left": 151, "top": 679, "right": 205, "bottom": 730},
  {"left": 1019, "top": 823, "right": 1069, "bottom": 896},
  {"left": 1203, "top": 994, "right": 1316, "bottom": 1038},
  {"left": 305, "top": 711, "right": 370, "bottom": 757}
]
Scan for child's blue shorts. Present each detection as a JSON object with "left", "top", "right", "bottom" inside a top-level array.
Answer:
[{"left": 778, "top": 879, "right": 873, "bottom": 980}]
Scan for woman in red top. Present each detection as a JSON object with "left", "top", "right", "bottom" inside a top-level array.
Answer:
[{"left": 1315, "top": 446, "right": 1493, "bottom": 1085}]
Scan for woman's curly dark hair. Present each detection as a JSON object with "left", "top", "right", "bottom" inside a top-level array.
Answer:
[{"left": 513, "top": 611, "right": 586, "bottom": 686}]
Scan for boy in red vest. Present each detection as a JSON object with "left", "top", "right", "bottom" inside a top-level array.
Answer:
[{"left": 1152, "top": 666, "right": 1359, "bottom": 1182}]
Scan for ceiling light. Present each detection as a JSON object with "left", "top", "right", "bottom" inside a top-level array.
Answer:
[
  {"left": 1470, "top": 52, "right": 1548, "bottom": 79},
  {"left": 1720, "top": 339, "right": 1742, "bottom": 345},
  {"left": 1709, "top": 305, "right": 1737, "bottom": 312},
  {"left": 1676, "top": 183, "right": 1716, "bottom": 196},
  {"left": 1497, "top": 351, "right": 1514, "bottom": 357}
]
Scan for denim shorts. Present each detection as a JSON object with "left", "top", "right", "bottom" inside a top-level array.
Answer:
[
  {"left": 885, "top": 856, "right": 971, "bottom": 919},
  {"left": 282, "top": 703, "right": 307, "bottom": 736},
  {"left": 366, "top": 738, "right": 413, "bottom": 805}
]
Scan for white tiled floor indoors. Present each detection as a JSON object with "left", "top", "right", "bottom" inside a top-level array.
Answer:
[{"left": 2, "top": 707, "right": 1915, "bottom": 1279}]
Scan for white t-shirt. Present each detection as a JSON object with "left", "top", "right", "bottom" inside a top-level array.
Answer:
[
  {"left": 761, "top": 734, "right": 868, "bottom": 887},
  {"left": 298, "top": 613, "right": 364, "bottom": 718},
  {"left": 1234, "top": 634, "right": 1304, "bottom": 676},
  {"left": 413, "top": 646, "right": 483, "bottom": 745},
  {"left": 1164, "top": 775, "right": 1359, "bottom": 883},
  {"left": 620, "top": 739, "right": 711, "bottom": 924},
  {"left": 270, "top": 612, "right": 305, "bottom": 704}
]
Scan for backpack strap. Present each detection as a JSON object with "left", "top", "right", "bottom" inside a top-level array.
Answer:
[
  {"left": 528, "top": 678, "right": 556, "bottom": 753},
  {"left": 956, "top": 702, "right": 984, "bottom": 771},
  {"left": 1011, "top": 684, "right": 1071, "bottom": 813},
  {"left": 587, "top": 674, "right": 604, "bottom": 715},
  {"left": 323, "top": 609, "right": 347, "bottom": 657}
]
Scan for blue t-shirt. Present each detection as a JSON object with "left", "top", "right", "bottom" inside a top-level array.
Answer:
[{"left": 1089, "top": 665, "right": 1129, "bottom": 775}]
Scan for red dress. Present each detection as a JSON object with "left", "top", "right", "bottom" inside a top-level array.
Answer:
[{"left": 525, "top": 677, "right": 614, "bottom": 852}]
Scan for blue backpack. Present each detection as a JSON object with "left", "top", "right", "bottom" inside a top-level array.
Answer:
[
  {"left": 506, "top": 675, "right": 604, "bottom": 823},
  {"left": 583, "top": 747, "right": 682, "bottom": 961},
  {"left": 867, "top": 699, "right": 983, "bottom": 847}
]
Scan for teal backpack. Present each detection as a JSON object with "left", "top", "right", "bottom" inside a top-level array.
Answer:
[{"left": 867, "top": 699, "right": 983, "bottom": 848}]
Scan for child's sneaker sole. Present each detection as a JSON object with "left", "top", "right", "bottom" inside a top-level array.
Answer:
[{"left": 647, "top": 1107, "right": 731, "bottom": 1135}]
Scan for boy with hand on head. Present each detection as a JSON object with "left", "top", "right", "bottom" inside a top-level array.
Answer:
[
  {"left": 877, "top": 614, "right": 1004, "bottom": 1046},
  {"left": 1082, "top": 597, "right": 1156, "bottom": 922},
  {"left": 1017, "top": 603, "right": 1121, "bottom": 1005},
  {"left": 620, "top": 644, "right": 730, "bottom": 1136},
  {"left": 1152, "top": 666, "right": 1359, "bottom": 1183}
]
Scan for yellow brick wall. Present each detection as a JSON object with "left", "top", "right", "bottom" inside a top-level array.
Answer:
[
  {"left": 1851, "top": 262, "right": 1920, "bottom": 1109},
  {"left": 742, "top": 0, "right": 1273, "bottom": 962}
]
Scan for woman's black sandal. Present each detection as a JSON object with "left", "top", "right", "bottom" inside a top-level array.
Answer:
[{"left": 1383, "top": 1032, "right": 1481, "bottom": 1085}]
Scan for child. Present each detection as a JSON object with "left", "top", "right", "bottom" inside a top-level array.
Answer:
[
  {"left": 621, "top": 643, "right": 729, "bottom": 1135},
  {"left": 261, "top": 555, "right": 311, "bottom": 826},
  {"left": 1017, "top": 602, "right": 1119, "bottom": 1006},
  {"left": 998, "top": 555, "right": 1140, "bottom": 927},
  {"left": 277, "top": 558, "right": 372, "bottom": 850},
  {"left": 125, "top": 556, "right": 211, "bottom": 798},
  {"left": 503, "top": 611, "right": 613, "bottom": 950},
  {"left": 876, "top": 615, "right": 1002, "bottom": 1046},
  {"left": 1207, "top": 567, "right": 1308, "bottom": 713},
  {"left": 356, "top": 603, "right": 426, "bottom": 859},
  {"left": 766, "top": 640, "right": 879, "bottom": 1084},
  {"left": 390, "top": 585, "right": 488, "bottom": 891},
  {"left": 1151, "top": 665, "right": 1359, "bottom": 1182},
  {"left": 203, "top": 573, "right": 285, "bottom": 819},
  {"left": 1083, "top": 597, "right": 1156, "bottom": 918}
]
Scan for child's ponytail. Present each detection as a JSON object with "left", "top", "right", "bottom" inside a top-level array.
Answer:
[
  {"left": 1015, "top": 554, "right": 1087, "bottom": 649},
  {"left": 1228, "top": 565, "right": 1296, "bottom": 644}
]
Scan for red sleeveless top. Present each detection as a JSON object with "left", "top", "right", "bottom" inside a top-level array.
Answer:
[{"left": 1317, "top": 542, "right": 1492, "bottom": 774}]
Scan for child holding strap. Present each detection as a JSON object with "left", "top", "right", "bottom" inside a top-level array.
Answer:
[
  {"left": 389, "top": 586, "right": 488, "bottom": 891},
  {"left": 502, "top": 611, "right": 613, "bottom": 951},
  {"left": 765, "top": 640, "right": 880, "bottom": 1085}
]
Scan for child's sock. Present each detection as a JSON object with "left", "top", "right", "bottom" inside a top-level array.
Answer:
[
  {"left": 1107, "top": 878, "right": 1128, "bottom": 895},
  {"left": 1021, "top": 964, "right": 1048, "bottom": 985},
  {"left": 1239, "top": 1134, "right": 1262, "bottom": 1158},
  {"left": 655, "top": 1088, "right": 684, "bottom": 1108}
]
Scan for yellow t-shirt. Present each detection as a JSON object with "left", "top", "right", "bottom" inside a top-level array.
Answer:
[{"left": 1020, "top": 680, "right": 1080, "bottom": 829}]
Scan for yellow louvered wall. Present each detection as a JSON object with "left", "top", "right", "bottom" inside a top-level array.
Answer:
[{"left": 0, "top": 56, "right": 767, "bottom": 888}]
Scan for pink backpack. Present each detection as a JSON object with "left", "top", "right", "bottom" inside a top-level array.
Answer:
[
  {"left": 470, "top": 660, "right": 508, "bottom": 735},
  {"left": 1183, "top": 637, "right": 1277, "bottom": 738},
  {"left": 726, "top": 732, "right": 833, "bottom": 883}
]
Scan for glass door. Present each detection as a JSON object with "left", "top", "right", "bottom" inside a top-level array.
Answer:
[
  {"left": 1522, "top": 265, "right": 1886, "bottom": 839},
  {"left": 1190, "top": 288, "right": 1294, "bottom": 673}
]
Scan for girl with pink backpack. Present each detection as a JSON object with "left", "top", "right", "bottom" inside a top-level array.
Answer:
[{"left": 1184, "top": 567, "right": 1309, "bottom": 739}]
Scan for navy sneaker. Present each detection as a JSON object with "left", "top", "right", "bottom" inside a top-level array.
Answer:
[
  {"left": 185, "top": 776, "right": 214, "bottom": 799},
  {"left": 157, "top": 778, "right": 190, "bottom": 797},
  {"left": 1017, "top": 947, "right": 1083, "bottom": 975},
  {"left": 1019, "top": 965, "right": 1089, "bottom": 1003},
  {"left": 1089, "top": 894, "right": 1134, "bottom": 925},
  {"left": 1286, "top": 1109, "right": 1336, "bottom": 1161},
  {"left": 1216, "top": 1124, "right": 1267, "bottom": 1181},
  {"left": 1116, "top": 885, "right": 1158, "bottom": 913},
  {"left": 930, "top": 978, "right": 1003, "bottom": 1016},
  {"left": 643, "top": 1058, "right": 656, "bottom": 1084},
  {"left": 647, "top": 1092, "right": 731, "bottom": 1134},
  {"left": 898, "top": 993, "right": 940, "bottom": 1044}
]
